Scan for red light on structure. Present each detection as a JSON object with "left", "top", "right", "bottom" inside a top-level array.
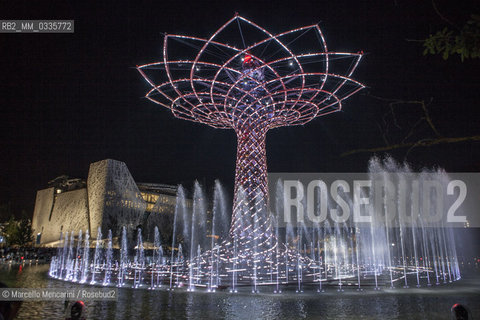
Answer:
[{"left": 21, "top": 256, "right": 24, "bottom": 260}]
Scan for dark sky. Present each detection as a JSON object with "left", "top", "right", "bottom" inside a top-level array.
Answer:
[{"left": 1, "top": 0, "right": 479, "bottom": 216}]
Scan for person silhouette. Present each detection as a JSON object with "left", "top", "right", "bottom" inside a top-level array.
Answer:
[
  {"left": 451, "top": 303, "right": 470, "bottom": 320},
  {"left": 66, "top": 300, "right": 86, "bottom": 320},
  {"left": 0, "top": 282, "right": 22, "bottom": 320}
]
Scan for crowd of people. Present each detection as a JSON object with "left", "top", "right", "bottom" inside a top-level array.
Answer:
[{"left": 0, "top": 247, "right": 54, "bottom": 264}]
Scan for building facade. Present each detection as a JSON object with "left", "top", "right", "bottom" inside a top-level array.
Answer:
[{"left": 32, "top": 159, "right": 180, "bottom": 246}]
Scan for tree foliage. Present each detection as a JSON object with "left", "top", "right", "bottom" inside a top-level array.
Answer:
[
  {"left": 423, "top": 14, "right": 480, "bottom": 61},
  {"left": 3, "top": 217, "right": 33, "bottom": 247}
]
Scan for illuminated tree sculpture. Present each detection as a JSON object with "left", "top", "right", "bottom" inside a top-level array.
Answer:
[{"left": 137, "top": 14, "right": 364, "bottom": 247}]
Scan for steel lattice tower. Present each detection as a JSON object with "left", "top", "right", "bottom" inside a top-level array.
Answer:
[{"left": 138, "top": 14, "right": 364, "bottom": 247}]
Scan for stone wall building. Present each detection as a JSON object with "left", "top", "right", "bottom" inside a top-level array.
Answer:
[{"left": 32, "top": 159, "right": 181, "bottom": 246}]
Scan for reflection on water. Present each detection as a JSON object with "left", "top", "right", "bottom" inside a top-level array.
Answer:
[{"left": 1, "top": 263, "right": 479, "bottom": 319}]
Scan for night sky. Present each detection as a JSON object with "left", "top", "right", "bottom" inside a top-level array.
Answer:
[{"left": 1, "top": 0, "right": 479, "bottom": 216}]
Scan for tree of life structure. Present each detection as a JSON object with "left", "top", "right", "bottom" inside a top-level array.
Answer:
[{"left": 137, "top": 14, "right": 364, "bottom": 253}]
